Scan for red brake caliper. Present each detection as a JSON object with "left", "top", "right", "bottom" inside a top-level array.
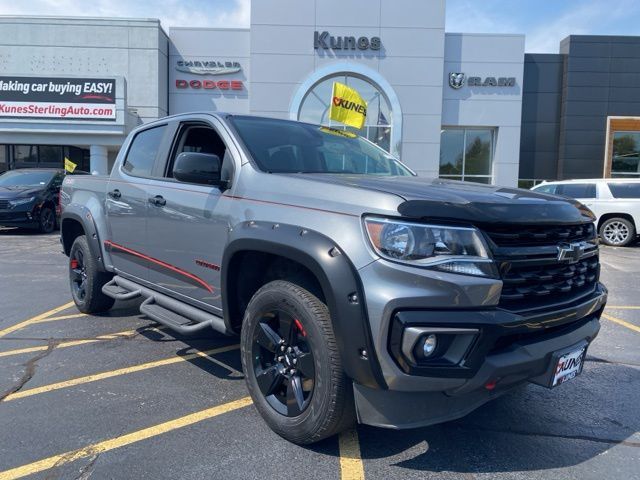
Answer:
[
  {"left": 293, "top": 319, "right": 306, "bottom": 337},
  {"left": 70, "top": 259, "right": 79, "bottom": 269}
]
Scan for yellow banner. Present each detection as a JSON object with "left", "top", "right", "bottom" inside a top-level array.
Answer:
[
  {"left": 329, "top": 82, "right": 367, "bottom": 130},
  {"left": 64, "top": 157, "right": 77, "bottom": 173}
]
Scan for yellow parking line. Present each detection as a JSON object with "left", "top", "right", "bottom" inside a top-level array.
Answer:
[
  {"left": 3, "top": 344, "right": 239, "bottom": 402},
  {"left": 0, "top": 302, "right": 75, "bottom": 338},
  {"left": 35, "top": 312, "right": 87, "bottom": 323},
  {"left": 606, "top": 306, "right": 640, "bottom": 310},
  {"left": 339, "top": 428, "right": 365, "bottom": 480},
  {"left": 0, "top": 396, "right": 253, "bottom": 480},
  {"left": 0, "top": 327, "right": 166, "bottom": 359},
  {"left": 602, "top": 312, "right": 640, "bottom": 333},
  {"left": 192, "top": 349, "right": 244, "bottom": 377}
]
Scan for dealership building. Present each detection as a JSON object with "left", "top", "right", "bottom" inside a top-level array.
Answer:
[{"left": 0, "top": 1, "right": 639, "bottom": 186}]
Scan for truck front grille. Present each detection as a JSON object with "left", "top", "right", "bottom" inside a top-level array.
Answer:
[
  {"left": 484, "top": 223, "right": 600, "bottom": 312},
  {"left": 0, "top": 200, "right": 9, "bottom": 210}
]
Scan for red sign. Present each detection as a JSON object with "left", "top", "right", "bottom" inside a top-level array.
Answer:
[{"left": 176, "top": 79, "right": 243, "bottom": 90}]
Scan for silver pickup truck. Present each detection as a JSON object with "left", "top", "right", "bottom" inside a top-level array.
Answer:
[{"left": 60, "top": 113, "right": 607, "bottom": 444}]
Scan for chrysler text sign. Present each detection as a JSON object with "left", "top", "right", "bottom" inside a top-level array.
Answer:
[{"left": 0, "top": 77, "right": 116, "bottom": 120}]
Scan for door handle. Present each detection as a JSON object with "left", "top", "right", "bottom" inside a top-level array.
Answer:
[
  {"left": 108, "top": 189, "right": 121, "bottom": 199},
  {"left": 148, "top": 195, "right": 166, "bottom": 207}
]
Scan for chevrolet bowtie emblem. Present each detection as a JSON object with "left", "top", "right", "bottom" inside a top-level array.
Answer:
[{"left": 557, "top": 242, "right": 587, "bottom": 263}]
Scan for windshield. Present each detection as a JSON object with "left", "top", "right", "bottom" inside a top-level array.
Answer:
[
  {"left": 230, "top": 116, "right": 413, "bottom": 176},
  {"left": 0, "top": 170, "right": 55, "bottom": 187}
]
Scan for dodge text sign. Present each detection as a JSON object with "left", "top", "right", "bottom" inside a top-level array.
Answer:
[{"left": 0, "top": 77, "right": 117, "bottom": 120}]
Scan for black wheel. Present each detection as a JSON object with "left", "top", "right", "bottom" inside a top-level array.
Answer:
[
  {"left": 599, "top": 217, "right": 635, "bottom": 247},
  {"left": 69, "top": 235, "right": 115, "bottom": 313},
  {"left": 38, "top": 206, "right": 55, "bottom": 234},
  {"left": 240, "top": 280, "right": 355, "bottom": 444}
]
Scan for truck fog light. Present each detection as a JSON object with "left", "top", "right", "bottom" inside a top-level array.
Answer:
[{"left": 422, "top": 334, "right": 437, "bottom": 357}]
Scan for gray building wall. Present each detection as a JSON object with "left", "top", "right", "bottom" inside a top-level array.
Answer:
[
  {"left": 519, "top": 53, "right": 563, "bottom": 181},
  {"left": 442, "top": 33, "right": 525, "bottom": 186},
  {"left": 169, "top": 28, "right": 250, "bottom": 115},
  {"left": 250, "top": 0, "right": 447, "bottom": 178},
  {"left": 0, "top": 16, "right": 168, "bottom": 173},
  {"left": 558, "top": 35, "right": 640, "bottom": 179}
]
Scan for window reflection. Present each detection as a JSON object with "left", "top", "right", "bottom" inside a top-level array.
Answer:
[
  {"left": 439, "top": 128, "right": 494, "bottom": 183},
  {"left": 612, "top": 132, "right": 640, "bottom": 178}
]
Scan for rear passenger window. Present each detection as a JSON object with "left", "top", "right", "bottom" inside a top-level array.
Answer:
[
  {"left": 556, "top": 183, "right": 596, "bottom": 199},
  {"left": 534, "top": 184, "right": 557, "bottom": 194},
  {"left": 122, "top": 125, "right": 166, "bottom": 177},
  {"left": 607, "top": 183, "right": 640, "bottom": 199}
]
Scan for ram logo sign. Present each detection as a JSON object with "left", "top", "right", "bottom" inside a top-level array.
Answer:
[{"left": 448, "top": 73, "right": 517, "bottom": 89}]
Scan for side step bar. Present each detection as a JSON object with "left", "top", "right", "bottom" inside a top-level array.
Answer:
[{"left": 102, "top": 275, "right": 230, "bottom": 336}]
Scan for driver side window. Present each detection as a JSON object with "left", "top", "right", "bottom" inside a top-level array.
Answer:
[{"left": 166, "top": 124, "right": 230, "bottom": 180}]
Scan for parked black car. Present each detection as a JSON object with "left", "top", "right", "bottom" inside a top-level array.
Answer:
[{"left": 0, "top": 168, "right": 87, "bottom": 233}]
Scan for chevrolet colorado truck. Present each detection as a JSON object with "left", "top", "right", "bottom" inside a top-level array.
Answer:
[{"left": 60, "top": 113, "right": 607, "bottom": 444}]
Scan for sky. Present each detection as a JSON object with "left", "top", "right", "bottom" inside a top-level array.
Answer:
[{"left": 0, "top": 0, "right": 638, "bottom": 53}]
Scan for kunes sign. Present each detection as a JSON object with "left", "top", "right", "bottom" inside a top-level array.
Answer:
[
  {"left": 314, "top": 31, "right": 381, "bottom": 51},
  {"left": 0, "top": 76, "right": 116, "bottom": 120}
]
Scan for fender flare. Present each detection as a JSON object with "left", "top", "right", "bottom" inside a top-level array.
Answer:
[
  {"left": 60, "top": 205, "right": 107, "bottom": 272},
  {"left": 221, "top": 221, "right": 387, "bottom": 390}
]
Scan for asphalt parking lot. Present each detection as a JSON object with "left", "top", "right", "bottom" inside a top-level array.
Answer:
[{"left": 0, "top": 228, "right": 639, "bottom": 480}]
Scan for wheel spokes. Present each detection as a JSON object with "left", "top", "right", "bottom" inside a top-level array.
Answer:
[
  {"left": 255, "top": 322, "right": 283, "bottom": 353},
  {"left": 286, "top": 374, "right": 305, "bottom": 416},
  {"left": 296, "top": 351, "right": 315, "bottom": 379},
  {"left": 277, "top": 312, "right": 295, "bottom": 345},
  {"left": 255, "top": 365, "right": 285, "bottom": 396}
]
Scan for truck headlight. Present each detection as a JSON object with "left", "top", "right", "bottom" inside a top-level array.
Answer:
[
  {"left": 9, "top": 196, "right": 36, "bottom": 207},
  {"left": 364, "top": 216, "right": 497, "bottom": 277}
]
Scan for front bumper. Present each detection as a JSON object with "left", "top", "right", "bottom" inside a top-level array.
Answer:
[
  {"left": 0, "top": 209, "right": 38, "bottom": 228},
  {"left": 355, "top": 253, "right": 607, "bottom": 428},
  {"left": 355, "top": 309, "right": 602, "bottom": 429}
]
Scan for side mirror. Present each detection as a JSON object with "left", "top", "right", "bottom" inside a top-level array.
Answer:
[{"left": 173, "top": 152, "right": 221, "bottom": 186}]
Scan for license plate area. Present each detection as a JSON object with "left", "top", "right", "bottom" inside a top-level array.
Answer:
[{"left": 552, "top": 346, "right": 586, "bottom": 387}]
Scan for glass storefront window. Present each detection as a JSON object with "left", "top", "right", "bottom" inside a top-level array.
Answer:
[
  {"left": 14, "top": 145, "right": 38, "bottom": 164},
  {"left": 439, "top": 128, "right": 494, "bottom": 183},
  {"left": 298, "top": 74, "right": 392, "bottom": 153},
  {"left": 0, "top": 146, "right": 7, "bottom": 173},
  {"left": 39, "top": 146, "right": 63, "bottom": 166},
  {"left": 612, "top": 132, "right": 640, "bottom": 178}
]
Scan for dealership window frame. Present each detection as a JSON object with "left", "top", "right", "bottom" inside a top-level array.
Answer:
[
  {"left": 297, "top": 73, "right": 393, "bottom": 154},
  {"left": 610, "top": 130, "right": 640, "bottom": 178},
  {"left": 439, "top": 127, "right": 495, "bottom": 184}
]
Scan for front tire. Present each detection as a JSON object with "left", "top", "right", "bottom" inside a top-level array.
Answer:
[
  {"left": 599, "top": 217, "right": 635, "bottom": 247},
  {"left": 240, "top": 280, "right": 355, "bottom": 444},
  {"left": 69, "top": 235, "right": 115, "bottom": 313},
  {"left": 38, "top": 206, "right": 55, "bottom": 234}
]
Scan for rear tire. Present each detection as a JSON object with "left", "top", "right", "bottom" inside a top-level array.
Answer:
[
  {"left": 599, "top": 217, "right": 635, "bottom": 247},
  {"left": 69, "top": 235, "right": 115, "bottom": 313},
  {"left": 240, "top": 280, "right": 355, "bottom": 445}
]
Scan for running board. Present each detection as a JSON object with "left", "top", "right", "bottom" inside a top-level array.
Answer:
[
  {"left": 103, "top": 275, "right": 230, "bottom": 336},
  {"left": 140, "top": 297, "right": 215, "bottom": 335}
]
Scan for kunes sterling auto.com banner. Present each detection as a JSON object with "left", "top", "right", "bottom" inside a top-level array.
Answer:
[{"left": 0, "top": 77, "right": 116, "bottom": 120}]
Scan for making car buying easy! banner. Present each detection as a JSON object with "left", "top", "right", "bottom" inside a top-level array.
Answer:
[
  {"left": 0, "top": 76, "right": 116, "bottom": 121},
  {"left": 329, "top": 81, "right": 367, "bottom": 129}
]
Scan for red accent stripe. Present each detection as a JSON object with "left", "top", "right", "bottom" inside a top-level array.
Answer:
[{"left": 104, "top": 240, "right": 214, "bottom": 293}]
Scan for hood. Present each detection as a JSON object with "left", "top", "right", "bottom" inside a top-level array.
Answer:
[
  {"left": 0, "top": 185, "right": 45, "bottom": 199},
  {"left": 284, "top": 174, "right": 595, "bottom": 225}
]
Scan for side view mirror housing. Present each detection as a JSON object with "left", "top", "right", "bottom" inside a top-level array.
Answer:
[{"left": 173, "top": 152, "right": 222, "bottom": 186}]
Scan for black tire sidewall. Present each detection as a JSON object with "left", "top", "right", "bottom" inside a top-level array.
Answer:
[
  {"left": 69, "top": 235, "right": 114, "bottom": 313},
  {"left": 39, "top": 206, "right": 55, "bottom": 234},
  {"left": 600, "top": 218, "right": 635, "bottom": 247},
  {"left": 240, "top": 280, "right": 347, "bottom": 444}
]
